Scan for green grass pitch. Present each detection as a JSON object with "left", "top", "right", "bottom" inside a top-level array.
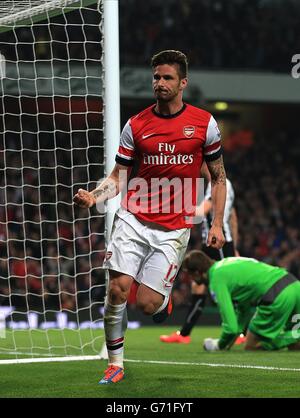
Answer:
[{"left": 0, "top": 326, "right": 300, "bottom": 398}]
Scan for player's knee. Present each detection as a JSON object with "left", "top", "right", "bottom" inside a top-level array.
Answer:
[{"left": 108, "top": 283, "right": 127, "bottom": 305}]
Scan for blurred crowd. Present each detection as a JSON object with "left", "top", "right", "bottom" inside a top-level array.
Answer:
[
  {"left": 0, "top": 123, "right": 106, "bottom": 312},
  {"left": 226, "top": 130, "right": 300, "bottom": 274},
  {"left": 120, "top": 0, "right": 299, "bottom": 73},
  {"left": 0, "top": 0, "right": 298, "bottom": 73}
]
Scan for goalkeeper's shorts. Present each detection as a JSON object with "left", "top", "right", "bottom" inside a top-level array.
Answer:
[
  {"left": 249, "top": 280, "right": 300, "bottom": 349},
  {"left": 103, "top": 207, "right": 190, "bottom": 299}
]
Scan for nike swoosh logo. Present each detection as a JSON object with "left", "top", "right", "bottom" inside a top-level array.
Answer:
[{"left": 142, "top": 133, "right": 158, "bottom": 139}]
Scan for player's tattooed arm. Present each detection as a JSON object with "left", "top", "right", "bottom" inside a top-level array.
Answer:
[
  {"left": 91, "top": 180, "right": 118, "bottom": 201},
  {"left": 73, "top": 163, "right": 131, "bottom": 208},
  {"left": 73, "top": 179, "right": 117, "bottom": 209},
  {"left": 207, "top": 155, "right": 226, "bottom": 187},
  {"left": 206, "top": 156, "right": 227, "bottom": 248}
]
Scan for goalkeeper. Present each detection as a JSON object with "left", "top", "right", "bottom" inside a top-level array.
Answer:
[{"left": 183, "top": 250, "right": 300, "bottom": 351}]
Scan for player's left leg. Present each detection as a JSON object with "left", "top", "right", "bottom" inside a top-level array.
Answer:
[
  {"left": 135, "top": 254, "right": 175, "bottom": 324},
  {"left": 160, "top": 241, "right": 236, "bottom": 344},
  {"left": 181, "top": 283, "right": 207, "bottom": 336},
  {"left": 137, "top": 227, "right": 190, "bottom": 324},
  {"left": 136, "top": 283, "right": 164, "bottom": 315},
  {"left": 160, "top": 282, "right": 206, "bottom": 343}
]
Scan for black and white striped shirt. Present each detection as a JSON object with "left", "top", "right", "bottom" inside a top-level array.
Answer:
[{"left": 201, "top": 178, "right": 235, "bottom": 243}]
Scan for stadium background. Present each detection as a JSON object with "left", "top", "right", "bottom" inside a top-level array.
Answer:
[{"left": 0, "top": 0, "right": 300, "bottom": 327}]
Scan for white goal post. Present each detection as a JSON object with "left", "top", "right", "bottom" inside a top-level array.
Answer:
[{"left": 0, "top": 0, "right": 120, "bottom": 362}]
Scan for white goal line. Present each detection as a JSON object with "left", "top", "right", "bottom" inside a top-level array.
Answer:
[
  {"left": 125, "top": 359, "right": 300, "bottom": 373},
  {"left": 0, "top": 355, "right": 100, "bottom": 364},
  {"left": 0, "top": 356, "right": 300, "bottom": 373}
]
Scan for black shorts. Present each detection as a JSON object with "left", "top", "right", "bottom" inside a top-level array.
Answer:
[{"left": 202, "top": 241, "right": 235, "bottom": 260}]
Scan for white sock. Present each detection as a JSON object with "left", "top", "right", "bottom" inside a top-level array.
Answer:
[{"left": 104, "top": 299, "right": 127, "bottom": 368}]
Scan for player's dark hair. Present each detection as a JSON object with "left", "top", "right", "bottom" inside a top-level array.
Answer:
[
  {"left": 183, "top": 250, "right": 215, "bottom": 274},
  {"left": 151, "top": 50, "right": 188, "bottom": 79}
]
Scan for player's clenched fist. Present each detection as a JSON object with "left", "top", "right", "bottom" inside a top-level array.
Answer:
[
  {"left": 207, "top": 225, "right": 225, "bottom": 250},
  {"left": 73, "top": 188, "right": 96, "bottom": 208}
]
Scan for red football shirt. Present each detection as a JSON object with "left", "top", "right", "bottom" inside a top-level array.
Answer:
[{"left": 115, "top": 103, "right": 221, "bottom": 230}]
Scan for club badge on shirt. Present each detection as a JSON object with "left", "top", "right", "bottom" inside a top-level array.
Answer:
[{"left": 183, "top": 126, "right": 195, "bottom": 138}]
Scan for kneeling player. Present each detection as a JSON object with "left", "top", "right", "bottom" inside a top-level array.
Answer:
[{"left": 183, "top": 250, "right": 300, "bottom": 351}]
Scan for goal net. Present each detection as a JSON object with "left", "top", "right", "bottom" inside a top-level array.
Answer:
[{"left": 0, "top": 0, "right": 108, "bottom": 361}]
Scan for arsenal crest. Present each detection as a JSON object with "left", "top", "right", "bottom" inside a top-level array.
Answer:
[{"left": 183, "top": 126, "right": 195, "bottom": 138}]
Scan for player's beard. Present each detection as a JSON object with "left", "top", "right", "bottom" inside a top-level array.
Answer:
[{"left": 155, "top": 89, "right": 178, "bottom": 103}]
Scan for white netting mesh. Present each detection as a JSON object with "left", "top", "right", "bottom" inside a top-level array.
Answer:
[
  {"left": 0, "top": 0, "right": 107, "bottom": 359},
  {"left": 0, "top": 1, "right": 97, "bottom": 27}
]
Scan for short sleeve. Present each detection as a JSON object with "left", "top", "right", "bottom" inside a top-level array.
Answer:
[
  {"left": 115, "top": 119, "right": 135, "bottom": 166},
  {"left": 204, "top": 116, "right": 222, "bottom": 162}
]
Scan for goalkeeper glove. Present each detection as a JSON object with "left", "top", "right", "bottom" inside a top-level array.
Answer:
[{"left": 203, "top": 338, "right": 220, "bottom": 351}]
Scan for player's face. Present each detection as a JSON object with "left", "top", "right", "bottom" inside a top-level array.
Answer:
[{"left": 152, "top": 64, "right": 187, "bottom": 102}]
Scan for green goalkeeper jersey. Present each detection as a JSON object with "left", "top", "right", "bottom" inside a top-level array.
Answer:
[{"left": 208, "top": 257, "right": 288, "bottom": 349}]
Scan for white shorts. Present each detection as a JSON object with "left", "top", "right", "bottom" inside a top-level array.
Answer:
[{"left": 103, "top": 208, "right": 190, "bottom": 298}]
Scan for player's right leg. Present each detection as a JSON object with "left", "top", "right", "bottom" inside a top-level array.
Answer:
[{"left": 99, "top": 270, "right": 133, "bottom": 384}]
